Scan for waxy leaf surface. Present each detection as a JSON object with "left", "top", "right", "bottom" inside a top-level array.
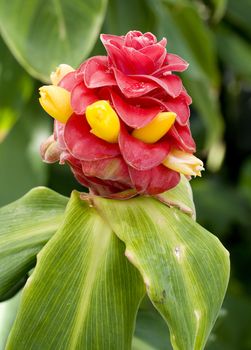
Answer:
[
  {"left": 0, "top": 0, "right": 108, "bottom": 81},
  {"left": 94, "top": 194, "right": 230, "bottom": 350},
  {"left": 0, "top": 187, "right": 68, "bottom": 300},
  {"left": 7, "top": 191, "right": 145, "bottom": 350}
]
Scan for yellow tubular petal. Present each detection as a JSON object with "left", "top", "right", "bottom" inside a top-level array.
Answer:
[
  {"left": 50, "top": 64, "right": 75, "bottom": 85},
  {"left": 39, "top": 85, "right": 73, "bottom": 123},
  {"left": 162, "top": 149, "right": 204, "bottom": 177},
  {"left": 86, "top": 100, "right": 120, "bottom": 143},
  {"left": 132, "top": 112, "right": 176, "bottom": 144}
]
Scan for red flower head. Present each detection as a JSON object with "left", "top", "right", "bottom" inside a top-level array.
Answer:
[{"left": 39, "top": 31, "right": 203, "bottom": 198}]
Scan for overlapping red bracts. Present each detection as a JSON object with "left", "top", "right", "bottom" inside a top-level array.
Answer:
[{"left": 42, "top": 31, "right": 196, "bottom": 197}]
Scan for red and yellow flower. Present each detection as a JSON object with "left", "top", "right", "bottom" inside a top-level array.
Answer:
[{"left": 39, "top": 31, "right": 203, "bottom": 197}]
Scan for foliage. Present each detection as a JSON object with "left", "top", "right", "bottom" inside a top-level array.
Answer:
[
  {"left": 0, "top": 0, "right": 251, "bottom": 348},
  {"left": 1, "top": 184, "right": 229, "bottom": 350}
]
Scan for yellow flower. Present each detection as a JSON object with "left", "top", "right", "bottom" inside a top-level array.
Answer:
[
  {"left": 50, "top": 64, "right": 75, "bottom": 85},
  {"left": 39, "top": 85, "right": 73, "bottom": 123},
  {"left": 163, "top": 149, "right": 204, "bottom": 176},
  {"left": 132, "top": 112, "right": 176, "bottom": 143},
  {"left": 86, "top": 100, "right": 120, "bottom": 143}
]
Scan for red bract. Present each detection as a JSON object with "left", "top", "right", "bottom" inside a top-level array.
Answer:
[{"left": 41, "top": 31, "right": 196, "bottom": 197}]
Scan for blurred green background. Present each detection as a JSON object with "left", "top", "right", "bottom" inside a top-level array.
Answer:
[{"left": 0, "top": 0, "right": 251, "bottom": 349}]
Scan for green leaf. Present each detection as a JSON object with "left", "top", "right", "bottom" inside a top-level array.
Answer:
[
  {"left": 215, "top": 25, "right": 251, "bottom": 83},
  {"left": 0, "top": 0, "right": 108, "bottom": 82},
  {"left": 184, "top": 78, "right": 224, "bottom": 151},
  {"left": 155, "top": 175, "right": 196, "bottom": 219},
  {"left": 192, "top": 177, "right": 249, "bottom": 237},
  {"left": 0, "top": 37, "right": 52, "bottom": 206},
  {"left": 150, "top": 0, "right": 219, "bottom": 86},
  {"left": 133, "top": 307, "right": 172, "bottom": 350},
  {"left": 0, "top": 100, "right": 51, "bottom": 206},
  {"left": 0, "top": 37, "right": 33, "bottom": 142},
  {"left": 239, "top": 156, "right": 251, "bottom": 205},
  {"left": 94, "top": 195, "right": 230, "bottom": 350},
  {"left": 132, "top": 337, "right": 158, "bottom": 350},
  {"left": 206, "top": 291, "right": 251, "bottom": 350},
  {"left": 0, "top": 187, "right": 68, "bottom": 300},
  {"left": 0, "top": 291, "right": 21, "bottom": 350},
  {"left": 7, "top": 191, "right": 145, "bottom": 349},
  {"left": 226, "top": 0, "right": 251, "bottom": 38},
  {"left": 209, "top": 0, "right": 228, "bottom": 23},
  {"left": 103, "top": 0, "right": 154, "bottom": 35}
]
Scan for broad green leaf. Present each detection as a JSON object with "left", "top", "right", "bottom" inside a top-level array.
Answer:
[
  {"left": 239, "top": 156, "right": 251, "bottom": 205},
  {"left": 215, "top": 25, "right": 251, "bottom": 83},
  {"left": 0, "top": 291, "right": 21, "bottom": 350},
  {"left": 151, "top": 0, "right": 219, "bottom": 86},
  {"left": 7, "top": 191, "right": 145, "bottom": 349},
  {"left": 0, "top": 37, "right": 33, "bottom": 142},
  {"left": 155, "top": 175, "right": 196, "bottom": 219},
  {"left": 206, "top": 140, "right": 226, "bottom": 173},
  {"left": 133, "top": 307, "right": 172, "bottom": 350},
  {"left": 192, "top": 177, "right": 249, "bottom": 237},
  {"left": 0, "top": 187, "right": 68, "bottom": 300},
  {"left": 103, "top": 0, "right": 154, "bottom": 34},
  {"left": 94, "top": 195, "right": 230, "bottom": 350},
  {"left": 0, "top": 109, "right": 16, "bottom": 144},
  {"left": 209, "top": 0, "right": 228, "bottom": 23},
  {"left": 226, "top": 0, "right": 251, "bottom": 38},
  {"left": 206, "top": 292, "right": 251, "bottom": 350},
  {"left": 0, "top": 100, "right": 51, "bottom": 206},
  {"left": 184, "top": 78, "right": 224, "bottom": 151},
  {"left": 0, "top": 0, "right": 108, "bottom": 81},
  {"left": 132, "top": 337, "right": 158, "bottom": 350},
  {"left": 0, "top": 37, "right": 51, "bottom": 205}
]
